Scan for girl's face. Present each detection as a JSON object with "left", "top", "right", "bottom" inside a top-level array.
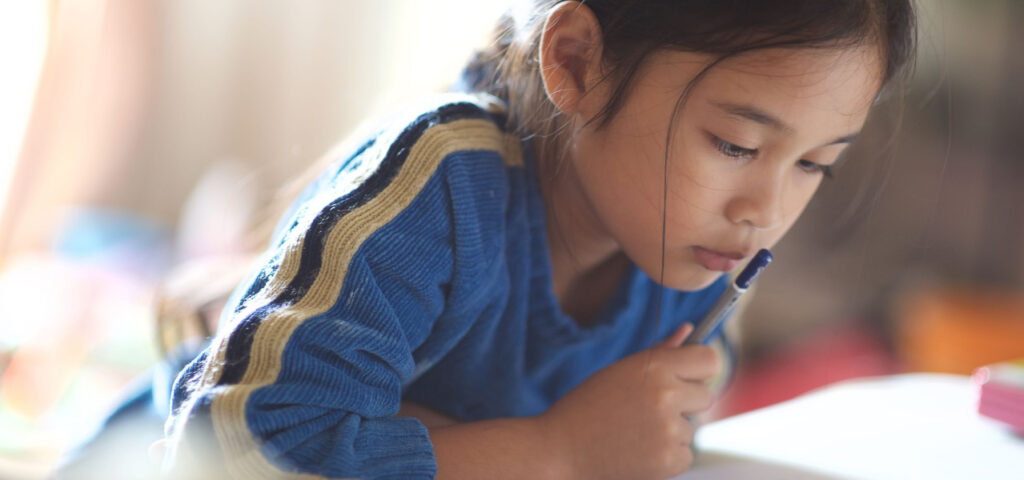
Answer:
[{"left": 569, "top": 47, "right": 882, "bottom": 290}]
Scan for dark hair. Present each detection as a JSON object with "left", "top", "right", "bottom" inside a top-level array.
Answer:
[
  {"left": 460, "top": 0, "right": 917, "bottom": 166},
  {"left": 459, "top": 0, "right": 918, "bottom": 323}
]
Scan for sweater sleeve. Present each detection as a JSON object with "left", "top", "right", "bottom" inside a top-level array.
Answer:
[{"left": 163, "top": 99, "right": 520, "bottom": 480}]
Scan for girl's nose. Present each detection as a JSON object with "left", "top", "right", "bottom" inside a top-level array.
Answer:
[{"left": 724, "top": 174, "right": 786, "bottom": 231}]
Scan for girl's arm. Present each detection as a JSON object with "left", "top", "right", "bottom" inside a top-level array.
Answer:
[
  {"left": 395, "top": 405, "right": 571, "bottom": 480},
  {"left": 428, "top": 323, "right": 719, "bottom": 480},
  {"left": 430, "top": 416, "right": 572, "bottom": 480},
  {"left": 163, "top": 98, "right": 524, "bottom": 480}
]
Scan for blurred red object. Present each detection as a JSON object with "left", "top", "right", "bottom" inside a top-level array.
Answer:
[{"left": 714, "top": 322, "right": 897, "bottom": 418}]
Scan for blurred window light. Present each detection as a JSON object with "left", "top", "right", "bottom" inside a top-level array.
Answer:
[{"left": 0, "top": 2, "right": 50, "bottom": 226}]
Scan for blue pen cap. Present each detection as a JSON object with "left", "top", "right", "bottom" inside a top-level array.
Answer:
[{"left": 735, "top": 249, "right": 772, "bottom": 289}]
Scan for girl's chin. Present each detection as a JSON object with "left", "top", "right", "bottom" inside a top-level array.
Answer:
[{"left": 659, "top": 266, "right": 725, "bottom": 292}]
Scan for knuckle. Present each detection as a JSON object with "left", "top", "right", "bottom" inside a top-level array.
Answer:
[
  {"left": 679, "top": 447, "right": 695, "bottom": 472},
  {"left": 655, "top": 389, "right": 676, "bottom": 411},
  {"left": 644, "top": 356, "right": 666, "bottom": 374},
  {"left": 658, "top": 420, "right": 678, "bottom": 442},
  {"left": 697, "top": 385, "right": 714, "bottom": 409},
  {"left": 709, "top": 349, "right": 723, "bottom": 373},
  {"left": 660, "top": 449, "right": 679, "bottom": 471},
  {"left": 697, "top": 346, "right": 721, "bottom": 371}
]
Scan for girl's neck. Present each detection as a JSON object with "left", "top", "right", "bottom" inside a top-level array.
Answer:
[{"left": 536, "top": 153, "right": 628, "bottom": 325}]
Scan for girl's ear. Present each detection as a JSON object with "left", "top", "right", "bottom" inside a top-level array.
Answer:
[{"left": 538, "top": 1, "right": 604, "bottom": 116}]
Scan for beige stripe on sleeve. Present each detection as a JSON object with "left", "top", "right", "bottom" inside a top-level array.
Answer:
[{"left": 195, "top": 118, "right": 521, "bottom": 479}]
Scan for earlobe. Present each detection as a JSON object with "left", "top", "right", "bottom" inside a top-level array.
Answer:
[{"left": 538, "top": 1, "right": 604, "bottom": 116}]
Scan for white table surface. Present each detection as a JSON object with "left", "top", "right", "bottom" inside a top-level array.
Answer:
[{"left": 677, "top": 373, "right": 1024, "bottom": 479}]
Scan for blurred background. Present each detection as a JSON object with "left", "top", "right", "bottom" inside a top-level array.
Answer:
[{"left": 0, "top": 0, "right": 1021, "bottom": 478}]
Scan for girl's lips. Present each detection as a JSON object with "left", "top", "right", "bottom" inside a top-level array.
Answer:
[{"left": 692, "top": 246, "right": 742, "bottom": 272}]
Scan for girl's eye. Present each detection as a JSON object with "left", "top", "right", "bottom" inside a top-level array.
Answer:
[
  {"left": 797, "top": 159, "right": 834, "bottom": 178},
  {"left": 711, "top": 136, "right": 757, "bottom": 159}
]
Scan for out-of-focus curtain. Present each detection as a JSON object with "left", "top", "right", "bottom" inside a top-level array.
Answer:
[
  {"left": 0, "top": 0, "right": 154, "bottom": 261},
  {"left": 1, "top": 0, "right": 511, "bottom": 261},
  {"left": 0, "top": 1, "right": 51, "bottom": 255},
  {"left": 0, "top": 2, "right": 511, "bottom": 476}
]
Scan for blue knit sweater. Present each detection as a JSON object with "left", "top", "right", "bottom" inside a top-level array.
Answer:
[{"left": 165, "top": 94, "right": 729, "bottom": 479}]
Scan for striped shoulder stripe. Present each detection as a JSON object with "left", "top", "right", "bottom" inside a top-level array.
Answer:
[
  {"left": 186, "top": 100, "right": 522, "bottom": 478},
  {"left": 216, "top": 102, "right": 496, "bottom": 387}
]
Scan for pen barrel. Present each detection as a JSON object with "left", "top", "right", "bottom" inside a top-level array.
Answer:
[{"left": 683, "top": 283, "right": 744, "bottom": 345}]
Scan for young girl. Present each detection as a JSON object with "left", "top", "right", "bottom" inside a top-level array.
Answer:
[{"left": 163, "top": 1, "right": 917, "bottom": 479}]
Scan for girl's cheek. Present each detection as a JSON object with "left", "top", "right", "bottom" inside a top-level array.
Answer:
[{"left": 678, "top": 155, "right": 732, "bottom": 191}]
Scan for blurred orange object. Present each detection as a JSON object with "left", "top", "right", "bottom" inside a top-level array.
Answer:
[{"left": 896, "top": 288, "right": 1024, "bottom": 374}]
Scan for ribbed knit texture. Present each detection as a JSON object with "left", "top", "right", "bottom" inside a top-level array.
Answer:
[{"left": 165, "top": 93, "right": 729, "bottom": 479}]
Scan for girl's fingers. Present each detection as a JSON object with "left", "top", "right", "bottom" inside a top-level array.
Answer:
[
  {"left": 674, "top": 382, "right": 715, "bottom": 413},
  {"left": 662, "top": 322, "right": 694, "bottom": 348}
]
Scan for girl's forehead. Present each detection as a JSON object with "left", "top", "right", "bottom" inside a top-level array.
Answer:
[
  {"left": 650, "top": 46, "right": 881, "bottom": 94},
  {"left": 644, "top": 47, "right": 882, "bottom": 130}
]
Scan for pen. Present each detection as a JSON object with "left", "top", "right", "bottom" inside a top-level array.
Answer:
[{"left": 683, "top": 248, "right": 772, "bottom": 345}]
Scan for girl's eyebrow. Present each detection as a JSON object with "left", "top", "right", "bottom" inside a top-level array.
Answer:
[
  {"left": 713, "top": 101, "right": 860, "bottom": 146},
  {"left": 828, "top": 132, "right": 859, "bottom": 145},
  {"left": 714, "top": 101, "right": 793, "bottom": 132}
]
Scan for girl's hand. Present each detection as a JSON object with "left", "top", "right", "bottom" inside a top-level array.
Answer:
[{"left": 538, "top": 323, "right": 719, "bottom": 480}]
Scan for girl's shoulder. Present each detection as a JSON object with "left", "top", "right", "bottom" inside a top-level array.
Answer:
[
  {"left": 273, "top": 92, "right": 526, "bottom": 246},
  {"left": 369, "top": 91, "right": 522, "bottom": 167},
  {"left": 312, "top": 91, "right": 523, "bottom": 197}
]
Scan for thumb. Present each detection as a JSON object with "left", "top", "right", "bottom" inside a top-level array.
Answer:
[{"left": 662, "top": 322, "right": 694, "bottom": 348}]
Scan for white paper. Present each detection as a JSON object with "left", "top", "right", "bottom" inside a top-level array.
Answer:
[{"left": 671, "top": 374, "right": 1024, "bottom": 479}]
